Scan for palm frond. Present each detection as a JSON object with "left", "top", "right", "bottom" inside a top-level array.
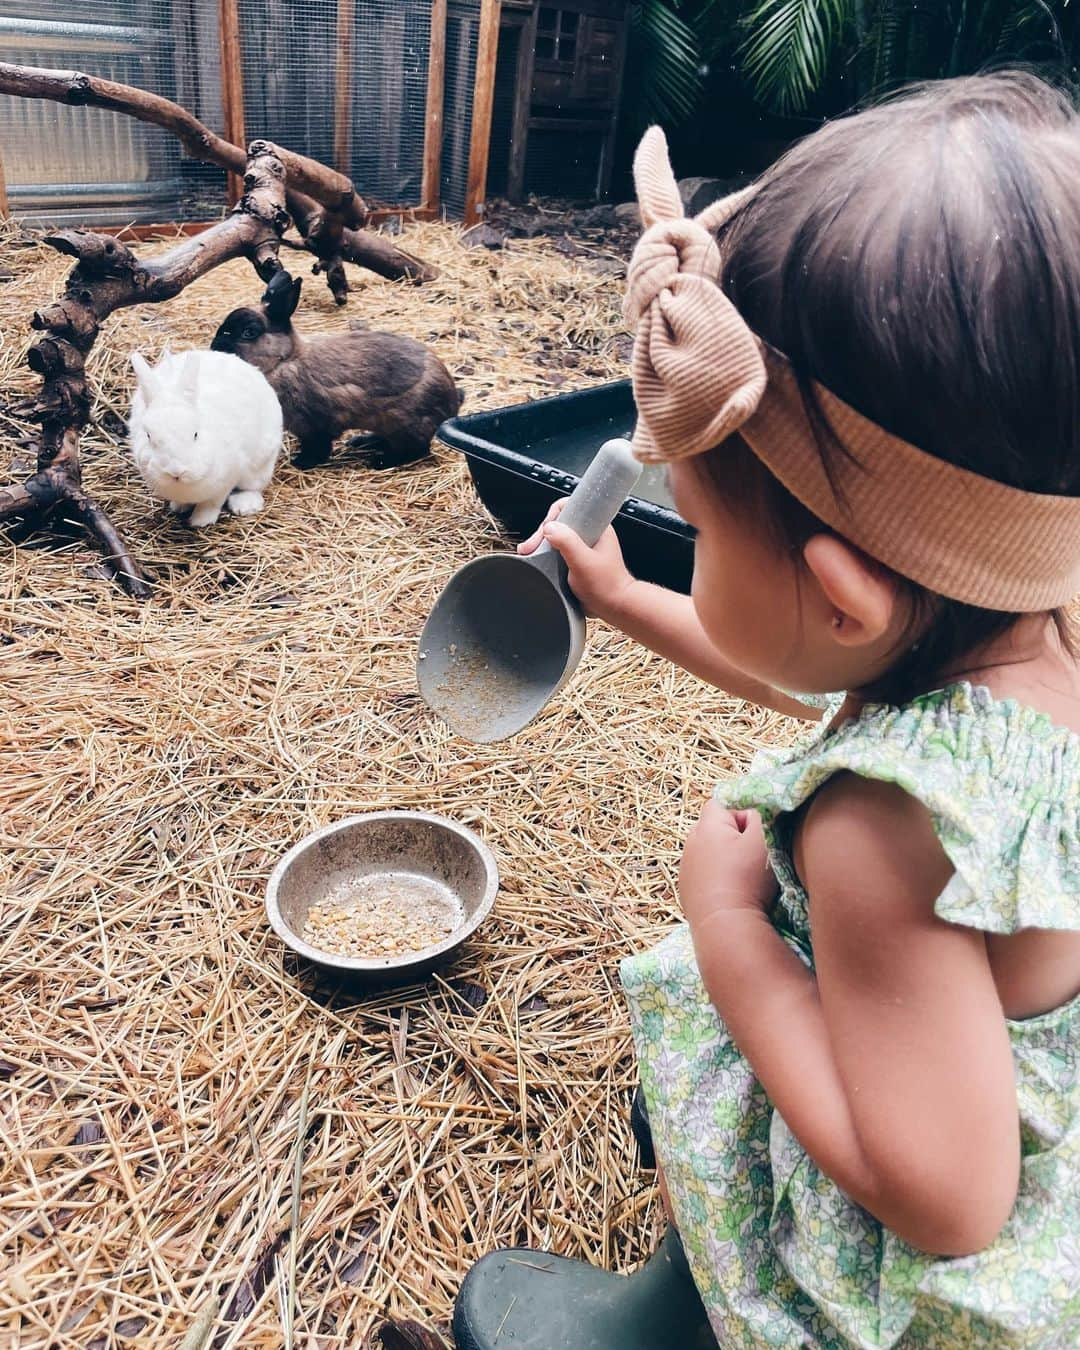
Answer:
[
  {"left": 993, "top": 0, "right": 1066, "bottom": 55},
  {"left": 738, "top": 0, "right": 852, "bottom": 113},
  {"left": 630, "top": 0, "right": 706, "bottom": 126},
  {"left": 868, "top": 0, "right": 906, "bottom": 95},
  {"left": 684, "top": 0, "right": 748, "bottom": 60}
]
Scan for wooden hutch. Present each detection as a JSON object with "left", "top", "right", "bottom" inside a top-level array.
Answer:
[{"left": 489, "top": 0, "right": 630, "bottom": 203}]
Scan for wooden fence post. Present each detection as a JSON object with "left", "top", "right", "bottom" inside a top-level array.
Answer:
[
  {"left": 463, "top": 0, "right": 502, "bottom": 226},
  {"left": 597, "top": 12, "right": 630, "bottom": 201},
  {"left": 421, "top": 0, "right": 448, "bottom": 212},
  {"left": 219, "top": 0, "right": 246, "bottom": 206},
  {"left": 334, "top": 0, "right": 355, "bottom": 176},
  {"left": 0, "top": 140, "right": 9, "bottom": 220},
  {"left": 507, "top": 3, "right": 538, "bottom": 204}
]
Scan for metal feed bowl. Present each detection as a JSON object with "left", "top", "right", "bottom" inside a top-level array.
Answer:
[{"left": 266, "top": 812, "right": 498, "bottom": 982}]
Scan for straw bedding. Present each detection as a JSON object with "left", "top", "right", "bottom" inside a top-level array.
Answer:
[{"left": 0, "top": 219, "right": 799, "bottom": 1346}]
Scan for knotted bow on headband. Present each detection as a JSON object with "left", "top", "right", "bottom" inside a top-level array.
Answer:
[
  {"left": 625, "top": 127, "right": 763, "bottom": 464},
  {"left": 621, "top": 126, "right": 1080, "bottom": 611}
]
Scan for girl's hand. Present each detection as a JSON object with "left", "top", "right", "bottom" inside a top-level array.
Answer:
[
  {"left": 517, "top": 499, "right": 634, "bottom": 619},
  {"left": 679, "top": 799, "right": 778, "bottom": 926}
]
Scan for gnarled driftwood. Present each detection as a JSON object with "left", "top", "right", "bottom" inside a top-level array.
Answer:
[{"left": 0, "top": 141, "right": 291, "bottom": 597}]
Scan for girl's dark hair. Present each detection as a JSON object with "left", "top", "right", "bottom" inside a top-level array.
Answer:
[{"left": 701, "top": 72, "right": 1080, "bottom": 702}]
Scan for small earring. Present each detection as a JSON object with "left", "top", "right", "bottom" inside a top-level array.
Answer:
[{"left": 831, "top": 615, "right": 843, "bottom": 630}]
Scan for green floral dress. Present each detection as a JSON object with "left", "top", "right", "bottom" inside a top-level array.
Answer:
[{"left": 621, "top": 684, "right": 1080, "bottom": 1348}]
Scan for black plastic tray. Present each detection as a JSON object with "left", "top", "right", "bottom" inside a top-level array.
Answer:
[{"left": 436, "top": 380, "right": 694, "bottom": 593}]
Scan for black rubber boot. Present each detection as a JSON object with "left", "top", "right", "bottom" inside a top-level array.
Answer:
[
  {"left": 452, "top": 1226, "right": 715, "bottom": 1350},
  {"left": 631, "top": 1084, "right": 656, "bottom": 1170}
]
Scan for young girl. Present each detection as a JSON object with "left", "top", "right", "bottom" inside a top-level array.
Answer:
[{"left": 453, "top": 74, "right": 1080, "bottom": 1349}]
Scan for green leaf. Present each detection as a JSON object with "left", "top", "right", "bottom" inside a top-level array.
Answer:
[
  {"left": 738, "top": 0, "right": 852, "bottom": 112},
  {"left": 630, "top": 0, "right": 706, "bottom": 125},
  {"left": 868, "top": 0, "right": 905, "bottom": 93}
]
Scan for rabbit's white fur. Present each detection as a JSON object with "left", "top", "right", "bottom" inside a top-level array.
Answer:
[{"left": 128, "top": 349, "right": 283, "bottom": 527}]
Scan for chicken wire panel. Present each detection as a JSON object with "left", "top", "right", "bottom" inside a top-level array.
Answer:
[
  {"left": 0, "top": 2, "right": 226, "bottom": 227},
  {"left": 485, "top": 20, "right": 519, "bottom": 199},
  {"left": 352, "top": 0, "right": 433, "bottom": 205},
  {"left": 237, "top": 0, "right": 435, "bottom": 209},
  {"left": 440, "top": 0, "right": 481, "bottom": 217}
]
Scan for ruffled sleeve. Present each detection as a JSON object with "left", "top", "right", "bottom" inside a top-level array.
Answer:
[{"left": 717, "top": 683, "right": 1080, "bottom": 935}]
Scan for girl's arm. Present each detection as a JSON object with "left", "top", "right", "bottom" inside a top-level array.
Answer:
[
  {"left": 604, "top": 579, "right": 817, "bottom": 719},
  {"left": 682, "top": 788, "right": 1020, "bottom": 1256},
  {"left": 520, "top": 517, "right": 818, "bottom": 721}
]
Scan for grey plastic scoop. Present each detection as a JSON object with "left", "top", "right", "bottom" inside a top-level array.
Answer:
[{"left": 417, "top": 437, "right": 642, "bottom": 743}]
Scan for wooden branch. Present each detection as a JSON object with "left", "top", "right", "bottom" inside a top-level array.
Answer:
[
  {"left": 338, "top": 225, "right": 440, "bottom": 288},
  {"left": 464, "top": 0, "right": 503, "bottom": 226},
  {"left": 104, "top": 207, "right": 438, "bottom": 246},
  {"left": 287, "top": 192, "right": 438, "bottom": 306},
  {"left": 0, "top": 142, "right": 290, "bottom": 598},
  {"left": 0, "top": 62, "right": 437, "bottom": 287}
]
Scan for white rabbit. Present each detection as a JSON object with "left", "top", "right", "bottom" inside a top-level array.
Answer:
[{"left": 128, "top": 348, "right": 283, "bottom": 528}]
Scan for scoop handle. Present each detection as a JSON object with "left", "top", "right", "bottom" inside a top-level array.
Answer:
[{"left": 540, "top": 437, "right": 642, "bottom": 551}]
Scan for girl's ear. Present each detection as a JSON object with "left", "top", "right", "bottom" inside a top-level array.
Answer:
[
  {"left": 130, "top": 352, "right": 158, "bottom": 401},
  {"left": 803, "top": 534, "right": 899, "bottom": 647}
]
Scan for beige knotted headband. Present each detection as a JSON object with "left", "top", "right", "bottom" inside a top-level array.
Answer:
[{"left": 624, "top": 126, "right": 1080, "bottom": 612}]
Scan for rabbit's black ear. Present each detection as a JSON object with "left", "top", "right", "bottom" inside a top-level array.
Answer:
[
  {"left": 263, "top": 270, "right": 302, "bottom": 324},
  {"left": 286, "top": 275, "right": 302, "bottom": 317}
]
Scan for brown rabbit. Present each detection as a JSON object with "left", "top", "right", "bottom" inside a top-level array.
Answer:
[{"left": 210, "top": 272, "right": 461, "bottom": 470}]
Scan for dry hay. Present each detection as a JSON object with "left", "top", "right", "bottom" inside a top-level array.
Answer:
[{"left": 0, "top": 219, "right": 801, "bottom": 1346}]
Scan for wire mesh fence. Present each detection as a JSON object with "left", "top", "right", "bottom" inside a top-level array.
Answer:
[
  {"left": 238, "top": 0, "right": 434, "bottom": 209},
  {"left": 486, "top": 16, "right": 520, "bottom": 199},
  {"left": 441, "top": 0, "right": 481, "bottom": 217},
  {"left": 0, "top": 2, "right": 226, "bottom": 227},
  {"left": 0, "top": 0, "right": 481, "bottom": 228}
]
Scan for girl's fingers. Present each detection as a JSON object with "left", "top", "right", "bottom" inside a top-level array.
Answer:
[
  {"left": 517, "top": 521, "right": 546, "bottom": 554},
  {"left": 699, "top": 799, "right": 764, "bottom": 842},
  {"left": 699, "top": 798, "right": 740, "bottom": 831},
  {"left": 517, "top": 499, "right": 567, "bottom": 555},
  {"left": 542, "top": 521, "right": 597, "bottom": 570}
]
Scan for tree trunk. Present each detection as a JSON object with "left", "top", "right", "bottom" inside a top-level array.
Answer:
[
  {"left": 0, "top": 141, "right": 292, "bottom": 598},
  {"left": 0, "top": 62, "right": 438, "bottom": 292}
]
